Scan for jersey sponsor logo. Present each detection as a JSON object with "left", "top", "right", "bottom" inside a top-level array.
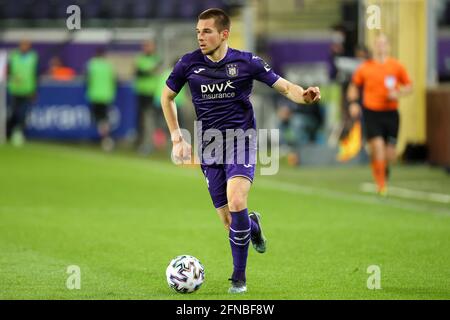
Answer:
[
  {"left": 194, "top": 68, "right": 206, "bottom": 74},
  {"left": 243, "top": 164, "right": 253, "bottom": 168},
  {"left": 200, "top": 80, "right": 236, "bottom": 99},
  {"left": 226, "top": 63, "right": 238, "bottom": 77},
  {"left": 200, "top": 80, "right": 235, "bottom": 93}
]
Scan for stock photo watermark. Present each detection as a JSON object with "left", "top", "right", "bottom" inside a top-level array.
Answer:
[
  {"left": 66, "top": 5, "right": 81, "bottom": 30},
  {"left": 366, "top": 4, "right": 381, "bottom": 30},
  {"left": 171, "top": 121, "right": 280, "bottom": 176},
  {"left": 66, "top": 265, "right": 81, "bottom": 290},
  {"left": 367, "top": 265, "right": 382, "bottom": 290}
]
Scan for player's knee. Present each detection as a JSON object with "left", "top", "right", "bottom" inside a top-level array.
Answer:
[
  {"left": 228, "top": 195, "right": 247, "bottom": 212},
  {"left": 387, "top": 153, "right": 396, "bottom": 164}
]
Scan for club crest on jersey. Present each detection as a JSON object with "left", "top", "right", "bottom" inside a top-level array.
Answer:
[{"left": 226, "top": 64, "right": 238, "bottom": 77}]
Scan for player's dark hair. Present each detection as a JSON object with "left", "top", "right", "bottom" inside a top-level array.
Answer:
[{"left": 198, "top": 8, "right": 231, "bottom": 32}]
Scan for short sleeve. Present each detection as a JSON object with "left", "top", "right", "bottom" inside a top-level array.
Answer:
[
  {"left": 352, "top": 65, "right": 364, "bottom": 87},
  {"left": 166, "top": 56, "right": 187, "bottom": 93},
  {"left": 250, "top": 55, "right": 280, "bottom": 87},
  {"left": 397, "top": 63, "right": 411, "bottom": 86}
]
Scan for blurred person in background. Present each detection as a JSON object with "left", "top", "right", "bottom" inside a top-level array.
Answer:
[
  {"left": 154, "top": 59, "right": 187, "bottom": 130},
  {"left": 86, "top": 48, "right": 116, "bottom": 152},
  {"left": 329, "top": 25, "right": 347, "bottom": 81},
  {"left": 45, "top": 56, "right": 76, "bottom": 81},
  {"left": 6, "top": 39, "right": 38, "bottom": 146},
  {"left": 161, "top": 8, "right": 321, "bottom": 294},
  {"left": 134, "top": 40, "right": 162, "bottom": 155},
  {"left": 347, "top": 34, "right": 412, "bottom": 196},
  {"left": 276, "top": 98, "right": 324, "bottom": 166},
  {"left": 336, "top": 44, "right": 370, "bottom": 163}
]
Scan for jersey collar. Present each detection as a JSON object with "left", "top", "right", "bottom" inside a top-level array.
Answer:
[{"left": 203, "top": 46, "right": 231, "bottom": 67}]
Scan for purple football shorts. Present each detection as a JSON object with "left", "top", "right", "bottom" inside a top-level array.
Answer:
[
  {"left": 199, "top": 133, "right": 257, "bottom": 209},
  {"left": 201, "top": 162, "right": 255, "bottom": 209}
]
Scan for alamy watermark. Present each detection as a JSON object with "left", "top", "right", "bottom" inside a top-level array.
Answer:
[
  {"left": 367, "top": 265, "right": 382, "bottom": 290},
  {"left": 172, "top": 121, "right": 280, "bottom": 176},
  {"left": 66, "top": 5, "right": 81, "bottom": 30},
  {"left": 66, "top": 265, "right": 81, "bottom": 290},
  {"left": 366, "top": 5, "right": 381, "bottom": 30}
]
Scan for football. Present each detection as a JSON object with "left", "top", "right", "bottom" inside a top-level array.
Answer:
[{"left": 166, "top": 255, "right": 205, "bottom": 293}]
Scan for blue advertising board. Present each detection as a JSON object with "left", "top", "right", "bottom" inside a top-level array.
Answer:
[{"left": 24, "top": 81, "right": 137, "bottom": 140}]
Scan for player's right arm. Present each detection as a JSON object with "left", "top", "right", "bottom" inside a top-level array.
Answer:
[
  {"left": 161, "top": 85, "right": 191, "bottom": 164},
  {"left": 347, "top": 82, "right": 361, "bottom": 119},
  {"left": 347, "top": 64, "right": 365, "bottom": 119}
]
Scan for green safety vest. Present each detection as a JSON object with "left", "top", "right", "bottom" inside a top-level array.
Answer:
[
  {"left": 8, "top": 50, "right": 38, "bottom": 96},
  {"left": 154, "top": 69, "right": 186, "bottom": 107},
  {"left": 86, "top": 57, "right": 116, "bottom": 104},
  {"left": 134, "top": 54, "right": 160, "bottom": 96}
]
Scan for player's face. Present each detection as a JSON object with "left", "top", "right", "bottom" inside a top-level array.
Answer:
[
  {"left": 196, "top": 18, "right": 227, "bottom": 55},
  {"left": 19, "top": 40, "right": 31, "bottom": 53},
  {"left": 142, "top": 41, "right": 155, "bottom": 54},
  {"left": 374, "top": 35, "right": 389, "bottom": 56}
]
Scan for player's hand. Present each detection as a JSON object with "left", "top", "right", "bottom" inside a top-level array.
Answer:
[
  {"left": 171, "top": 139, "right": 192, "bottom": 165},
  {"left": 303, "top": 87, "right": 321, "bottom": 104},
  {"left": 388, "top": 89, "right": 399, "bottom": 100},
  {"left": 349, "top": 102, "right": 361, "bottom": 119}
]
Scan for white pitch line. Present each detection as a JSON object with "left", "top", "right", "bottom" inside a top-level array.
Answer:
[
  {"left": 22, "top": 143, "right": 450, "bottom": 215},
  {"left": 256, "top": 179, "right": 450, "bottom": 216},
  {"left": 361, "top": 183, "right": 450, "bottom": 204}
]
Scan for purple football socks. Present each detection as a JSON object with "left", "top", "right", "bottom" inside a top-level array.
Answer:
[{"left": 229, "top": 208, "right": 251, "bottom": 282}]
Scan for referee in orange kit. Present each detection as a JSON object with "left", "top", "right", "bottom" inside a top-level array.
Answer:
[{"left": 347, "top": 34, "right": 413, "bottom": 195}]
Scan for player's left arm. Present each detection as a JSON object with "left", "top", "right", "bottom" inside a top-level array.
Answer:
[
  {"left": 272, "top": 77, "right": 321, "bottom": 104},
  {"left": 389, "top": 64, "right": 413, "bottom": 100},
  {"left": 389, "top": 83, "right": 413, "bottom": 100},
  {"left": 389, "top": 81, "right": 412, "bottom": 100}
]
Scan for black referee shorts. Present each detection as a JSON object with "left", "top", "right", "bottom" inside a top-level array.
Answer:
[
  {"left": 91, "top": 103, "right": 109, "bottom": 123},
  {"left": 362, "top": 108, "right": 399, "bottom": 145}
]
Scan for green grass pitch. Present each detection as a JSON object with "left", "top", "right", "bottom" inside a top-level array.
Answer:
[{"left": 1, "top": 142, "right": 449, "bottom": 299}]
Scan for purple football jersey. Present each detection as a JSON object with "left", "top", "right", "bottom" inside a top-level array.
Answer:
[{"left": 166, "top": 47, "right": 280, "bottom": 133}]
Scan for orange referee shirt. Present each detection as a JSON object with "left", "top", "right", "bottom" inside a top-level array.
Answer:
[{"left": 352, "top": 57, "right": 411, "bottom": 111}]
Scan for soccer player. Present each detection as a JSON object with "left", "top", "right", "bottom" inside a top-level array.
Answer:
[
  {"left": 6, "top": 40, "right": 38, "bottom": 146},
  {"left": 86, "top": 48, "right": 116, "bottom": 151},
  {"left": 161, "top": 8, "right": 320, "bottom": 293},
  {"left": 134, "top": 40, "right": 162, "bottom": 155},
  {"left": 347, "top": 34, "right": 412, "bottom": 195}
]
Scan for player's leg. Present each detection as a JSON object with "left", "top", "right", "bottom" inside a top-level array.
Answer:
[
  {"left": 138, "top": 95, "right": 154, "bottom": 155},
  {"left": 386, "top": 143, "right": 397, "bottom": 164},
  {"left": 9, "top": 96, "right": 28, "bottom": 146},
  {"left": 369, "top": 136, "right": 387, "bottom": 194},
  {"left": 136, "top": 95, "right": 146, "bottom": 148},
  {"left": 200, "top": 164, "right": 249, "bottom": 292},
  {"left": 201, "top": 164, "right": 229, "bottom": 229},
  {"left": 363, "top": 109, "right": 387, "bottom": 194},
  {"left": 385, "top": 143, "right": 396, "bottom": 180},
  {"left": 202, "top": 165, "right": 254, "bottom": 254},
  {"left": 226, "top": 176, "right": 252, "bottom": 293},
  {"left": 216, "top": 200, "right": 265, "bottom": 252},
  {"left": 384, "top": 110, "right": 400, "bottom": 181},
  {"left": 99, "top": 104, "right": 111, "bottom": 138},
  {"left": 6, "top": 96, "right": 19, "bottom": 141},
  {"left": 227, "top": 176, "right": 251, "bottom": 211},
  {"left": 216, "top": 204, "right": 231, "bottom": 230},
  {"left": 92, "top": 103, "right": 114, "bottom": 151}
]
